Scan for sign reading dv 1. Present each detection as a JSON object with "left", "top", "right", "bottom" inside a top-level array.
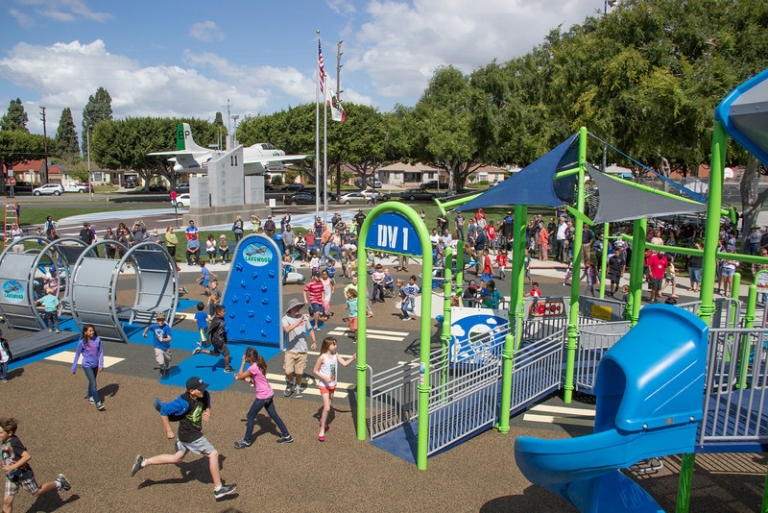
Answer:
[{"left": 365, "top": 212, "right": 422, "bottom": 257}]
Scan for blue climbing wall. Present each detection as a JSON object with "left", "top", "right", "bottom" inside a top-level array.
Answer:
[{"left": 221, "top": 234, "right": 283, "bottom": 345}]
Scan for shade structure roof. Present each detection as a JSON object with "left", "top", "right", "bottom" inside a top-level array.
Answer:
[
  {"left": 589, "top": 165, "right": 707, "bottom": 224},
  {"left": 455, "top": 134, "right": 580, "bottom": 212}
]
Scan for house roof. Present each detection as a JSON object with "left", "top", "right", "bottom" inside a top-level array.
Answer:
[{"left": 379, "top": 161, "right": 440, "bottom": 172}]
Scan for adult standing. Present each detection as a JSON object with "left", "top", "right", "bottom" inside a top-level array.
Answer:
[
  {"left": 607, "top": 246, "right": 626, "bottom": 297},
  {"left": 354, "top": 210, "right": 366, "bottom": 233},
  {"left": 44, "top": 215, "right": 58, "bottom": 240},
  {"left": 748, "top": 226, "right": 762, "bottom": 255},
  {"left": 556, "top": 217, "right": 567, "bottom": 262},
  {"left": 537, "top": 222, "right": 549, "bottom": 261},
  {"left": 263, "top": 215, "right": 276, "bottom": 238},
  {"left": 581, "top": 225, "right": 595, "bottom": 265},
  {"left": 280, "top": 213, "right": 291, "bottom": 233},
  {"left": 10, "top": 223, "right": 22, "bottom": 253},
  {"left": 104, "top": 228, "right": 117, "bottom": 259},
  {"left": 282, "top": 298, "right": 317, "bottom": 399},
  {"left": 647, "top": 250, "right": 669, "bottom": 303},
  {"left": 232, "top": 215, "right": 244, "bottom": 243},
  {"left": 282, "top": 224, "right": 295, "bottom": 257},
  {"left": 71, "top": 324, "right": 105, "bottom": 411},
  {"left": 687, "top": 243, "right": 703, "bottom": 293},
  {"left": 164, "top": 226, "right": 178, "bottom": 259},
  {"left": 454, "top": 213, "right": 465, "bottom": 241}
]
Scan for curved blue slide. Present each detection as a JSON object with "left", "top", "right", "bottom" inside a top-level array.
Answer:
[{"left": 515, "top": 305, "right": 709, "bottom": 512}]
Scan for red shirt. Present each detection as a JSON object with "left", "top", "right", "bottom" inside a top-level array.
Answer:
[
  {"left": 304, "top": 280, "right": 325, "bottom": 304},
  {"left": 483, "top": 255, "right": 493, "bottom": 275},
  {"left": 486, "top": 226, "right": 497, "bottom": 241},
  {"left": 495, "top": 254, "right": 508, "bottom": 268},
  {"left": 647, "top": 253, "right": 668, "bottom": 280}
]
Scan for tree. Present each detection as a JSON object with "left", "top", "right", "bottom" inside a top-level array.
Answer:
[
  {"left": 82, "top": 87, "right": 113, "bottom": 152},
  {"left": 0, "top": 131, "right": 45, "bottom": 191},
  {"left": 0, "top": 98, "right": 29, "bottom": 133},
  {"left": 214, "top": 112, "right": 224, "bottom": 128},
  {"left": 54, "top": 108, "right": 80, "bottom": 162}
]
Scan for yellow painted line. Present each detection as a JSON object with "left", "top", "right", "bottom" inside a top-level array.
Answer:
[
  {"left": 522, "top": 413, "right": 595, "bottom": 428},
  {"left": 529, "top": 404, "right": 595, "bottom": 417},
  {"left": 45, "top": 351, "right": 124, "bottom": 368}
]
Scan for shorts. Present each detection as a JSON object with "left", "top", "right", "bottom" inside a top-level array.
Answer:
[
  {"left": 690, "top": 268, "right": 702, "bottom": 283},
  {"left": 649, "top": 278, "right": 662, "bottom": 291},
  {"left": 175, "top": 436, "right": 216, "bottom": 456},
  {"left": 722, "top": 267, "right": 736, "bottom": 278},
  {"left": 154, "top": 347, "right": 172, "bottom": 369},
  {"left": 309, "top": 303, "right": 325, "bottom": 315},
  {"left": 284, "top": 351, "right": 308, "bottom": 376},
  {"left": 319, "top": 385, "right": 337, "bottom": 395},
  {"left": 5, "top": 471, "right": 38, "bottom": 496},
  {"left": 348, "top": 316, "right": 358, "bottom": 331},
  {"left": 200, "top": 279, "right": 209, "bottom": 289},
  {"left": 198, "top": 329, "right": 207, "bottom": 344},
  {"left": 210, "top": 343, "right": 230, "bottom": 358}
]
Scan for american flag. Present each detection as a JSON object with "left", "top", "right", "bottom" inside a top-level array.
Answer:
[{"left": 318, "top": 40, "right": 326, "bottom": 92}]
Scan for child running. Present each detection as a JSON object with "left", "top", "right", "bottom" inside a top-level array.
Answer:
[
  {"left": 345, "top": 288, "right": 358, "bottom": 342},
  {"left": 70, "top": 324, "right": 105, "bottom": 411},
  {"left": 197, "top": 261, "right": 216, "bottom": 296},
  {"left": 0, "top": 331, "right": 11, "bottom": 383},
  {"left": 130, "top": 377, "right": 237, "bottom": 500},
  {"left": 192, "top": 305, "right": 234, "bottom": 373},
  {"left": 233, "top": 348, "right": 294, "bottom": 449},
  {"left": 193, "top": 302, "right": 208, "bottom": 348},
  {"left": 207, "top": 279, "right": 222, "bottom": 317},
  {"left": 142, "top": 313, "right": 172, "bottom": 377},
  {"left": 312, "top": 337, "right": 356, "bottom": 441},
  {"left": 1, "top": 417, "right": 71, "bottom": 511}
]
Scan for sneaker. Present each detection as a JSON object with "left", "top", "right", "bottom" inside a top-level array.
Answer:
[
  {"left": 214, "top": 484, "right": 237, "bottom": 499},
  {"left": 48, "top": 328, "right": 53, "bottom": 332},
  {"left": 284, "top": 382, "right": 294, "bottom": 397},
  {"left": 56, "top": 474, "right": 71, "bottom": 492},
  {"left": 233, "top": 439, "right": 252, "bottom": 449},
  {"left": 224, "top": 367, "right": 235, "bottom": 373},
  {"left": 85, "top": 396, "right": 95, "bottom": 404},
  {"left": 276, "top": 435, "right": 294, "bottom": 444},
  {"left": 95, "top": 402, "right": 105, "bottom": 411},
  {"left": 55, "top": 329, "right": 60, "bottom": 333},
  {"left": 1, "top": 379, "right": 6, "bottom": 383},
  {"left": 294, "top": 387, "right": 303, "bottom": 398},
  {"left": 131, "top": 455, "right": 144, "bottom": 477},
  {"left": 191, "top": 347, "right": 202, "bottom": 356},
  {"left": 402, "top": 317, "right": 411, "bottom": 321}
]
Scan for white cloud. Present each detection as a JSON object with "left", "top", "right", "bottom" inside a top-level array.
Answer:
[
  {"left": 326, "top": 0, "right": 356, "bottom": 15},
  {"left": 348, "top": 0, "right": 601, "bottom": 99},
  {"left": 0, "top": 40, "right": 268, "bottom": 133},
  {"left": 9, "top": 9, "right": 35, "bottom": 28},
  {"left": 12, "top": 0, "right": 110, "bottom": 24},
  {"left": 189, "top": 20, "right": 225, "bottom": 42}
]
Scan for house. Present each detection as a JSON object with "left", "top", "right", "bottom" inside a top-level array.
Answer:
[
  {"left": 377, "top": 162, "right": 447, "bottom": 187},
  {"left": 8, "top": 158, "right": 113, "bottom": 186},
  {"left": 468, "top": 164, "right": 508, "bottom": 186}
]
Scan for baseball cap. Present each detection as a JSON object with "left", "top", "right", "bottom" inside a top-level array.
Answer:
[{"left": 186, "top": 377, "right": 209, "bottom": 391}]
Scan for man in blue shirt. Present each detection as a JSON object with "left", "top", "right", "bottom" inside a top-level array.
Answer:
[{"left": 143, "top": 314, "right": 172, "bottom": 377}]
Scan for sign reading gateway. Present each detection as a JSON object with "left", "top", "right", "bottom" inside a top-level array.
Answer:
[{"left": 365, "top": 212, "right": 422, "bottom": 256}]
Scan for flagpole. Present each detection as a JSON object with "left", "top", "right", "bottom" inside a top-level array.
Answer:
[
  {"left": 323, "top": 80, "right": 328, "bottom": 224},
  {"left": 315, "top": 30, "right": 321, "bottom": 221}
]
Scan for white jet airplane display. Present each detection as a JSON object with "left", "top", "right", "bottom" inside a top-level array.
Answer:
[{"left": 148, "top": 123, "right": 310, "bottom": 174}]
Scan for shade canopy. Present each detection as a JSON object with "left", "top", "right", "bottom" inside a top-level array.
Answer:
[
  {"left": 589, "top": 165, "right": 707, "bottom": 224},
  {"left": 716, "top": 67, "right": 768, "bottom": 167},
  {"left": 455, "top": 134, "right": 580, "bottom": 212}
]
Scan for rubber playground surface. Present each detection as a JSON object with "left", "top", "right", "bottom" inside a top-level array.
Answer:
[{"left": 2, "top": 269, "right": 765, "bottom": 512}]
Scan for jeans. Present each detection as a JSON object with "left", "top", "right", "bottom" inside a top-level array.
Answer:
[
  {"left": 244, "top": 396, "right": 289, "bottom": 443},
  {"left": 44, "top": 311, "right": 59, "bottom": 331},
  {"left": 83, "top": 366, "right": 99, "bottom": 402},
  {"left": 373, "top": 283, "right": 385, "bottom": 301},
  {"left": 401, "top": 297, "right": 414, "bottom": 318},
  {"left": 0, "top": 361, "right": 7, "bottom": 380},
  {"left": 456, "top": 226, "right": 464, "bottom": 240}
]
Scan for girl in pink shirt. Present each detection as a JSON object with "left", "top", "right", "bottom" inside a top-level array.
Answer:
[{"left": 233, "top": 347, "right": 293, "bottom": 448}]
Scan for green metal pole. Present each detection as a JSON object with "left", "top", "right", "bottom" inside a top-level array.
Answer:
[
  {"left": 497, "top": 204, "right": 526, "bottom": 434},
  {"left": 738, "top": 284, "right": 756, "bottom": 390},
  {"left": 456, "top": 240, "right": 464, "bottom": 295},
  {"left": 730, "top": 273, "right": 741, "bottom": 327},
  {"left": 627, "top": 219, "right": 647, "bottom": 327},
  {"left": 676, "top": 120, "right": 727, "bottom": 513},
  {"left": 563, "top": 127, "right": 588, "bottom": 404},
  {"left": 434, "top": 194, "right": 481, "bottom": 216},
  {"left": 599, "top": 222, "right": 608, "bottom": 298}
]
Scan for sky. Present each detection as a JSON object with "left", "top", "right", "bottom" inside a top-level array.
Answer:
[{"left": 0, "top": 0, "right": 611, "bottom": 136}]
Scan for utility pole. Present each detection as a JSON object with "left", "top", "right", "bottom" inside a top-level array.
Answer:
[{"left": 40, "top": 107, "right": 49, "bottom": 184}]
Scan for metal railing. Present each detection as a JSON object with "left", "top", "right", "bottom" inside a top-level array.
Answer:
[
  {"left": 699, "top": 327, "right": 768, "bottom": 448},
  {"left": 510, "top": 329, "right": 566, "bottom": 415},
  {"left": 427, "top": 327, "right": 506, "bottom": 456},
  {"left": 368, "top": 359, "right": 421, "bottom": 440},
  {"left": 574, "top": 321, "right": 631, "bottom": 393}
]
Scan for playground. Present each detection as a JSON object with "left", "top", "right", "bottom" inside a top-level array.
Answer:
[{"left": 2, "top": 69, "right": 768, "bottom": 513}]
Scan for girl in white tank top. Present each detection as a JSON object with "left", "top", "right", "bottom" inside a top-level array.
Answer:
[{"left": 313, "top": 337, "right": 356, "bottom": 442}]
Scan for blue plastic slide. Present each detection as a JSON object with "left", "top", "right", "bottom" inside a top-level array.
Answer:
[{"left": 515, "top": 305, "right": 709, "bottom": 512}]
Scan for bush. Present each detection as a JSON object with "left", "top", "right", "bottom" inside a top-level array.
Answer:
[{"left": 270, "top": 175, "right": 283, "bottom": 186}]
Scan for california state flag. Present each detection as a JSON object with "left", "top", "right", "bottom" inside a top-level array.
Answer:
[{"left": 325, "top": 76, "right": 347, "bottom": 122}]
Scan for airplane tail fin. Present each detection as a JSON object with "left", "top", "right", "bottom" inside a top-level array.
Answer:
[{"left": 176, "top": 123, "right": 206, "bottom": 152}]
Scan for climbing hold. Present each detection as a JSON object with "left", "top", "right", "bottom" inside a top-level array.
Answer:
[
  {"left": 235, "top": 263, "right": 243, "bottom": 272},
  {"left": 244, "top": 293, "right": 251, "bottom": 303}
]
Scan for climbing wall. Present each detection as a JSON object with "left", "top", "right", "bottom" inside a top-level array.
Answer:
[{"left": 221, "top": 234, "right": 283, "bottom": 345}]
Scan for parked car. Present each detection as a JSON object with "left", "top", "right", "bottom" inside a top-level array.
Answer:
[
  {"left": 124, "top": 177, "right": 138, "bottom": 188},
  {"left": 172, "top": 193, "right": 191, "bottom": 207},
  {"left": 354, "top": 177, "right": 383, "bottom": 188},
  {"left": 283, "top": 192, "right": 316, "bottom": 205},
  {"left": 175, "top": 181, "right": 190, "bottom": 194},
  {"left": 33, "top": 183, "right": 64, "bottom": 196},
  {"left": 64, "top": 183, "right": 90, "bottom": 193},
  {"left": 337, "top": 192, "right": 372, "bottom": 205},
  {"left": 5, "top": 181, "right": 34, "bottom": 195},
  {"left": 282, "top": 183, "right": 304, "bottom": 193},
  {"left": 148, "top": 183, "right": 168, "bottom": 193},
  {"left": 420, "top": 180, "right": 450, "bottom": 190},
  {"left": 360, "top": 188, "right": 390, "bottom": 201},
  {"left": 398, "top": 188, "right": 436, "bottom": 201},
  {"left": 300, "top": 188, "right": 338, "bottom": 202}
]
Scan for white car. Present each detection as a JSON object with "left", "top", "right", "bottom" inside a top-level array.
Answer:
[
  {"left": 33, "top": 184, "right": 64, "bottom": 196},
  {"left": 337, "top": 192, "right": 372, "bottom": 205},
  {"left": 172, "top": 193, "right": 191, "bottom": 207}
]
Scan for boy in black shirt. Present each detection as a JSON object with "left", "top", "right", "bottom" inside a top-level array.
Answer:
[
  {"left": 1, "top": 417, "right": 71, "bottom": 511},
  {"left": 192, "top": 305, "right": 234, "bottom": 373},
  {"left": 130, "top": 377, "right": 236, "bottom": 500}
]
